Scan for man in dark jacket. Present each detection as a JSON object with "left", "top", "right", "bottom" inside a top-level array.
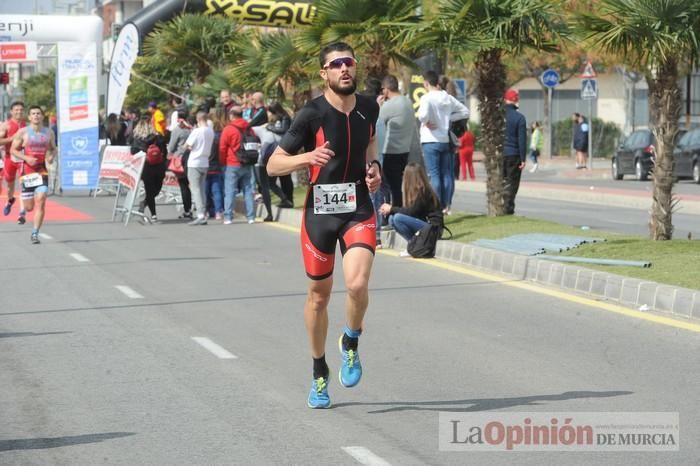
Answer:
[
  {"left": 503, "top": 89, "right": 527, "bottom": 215},
  {"left": 573, "top": 113, "right": 589, "bottom": 169}
]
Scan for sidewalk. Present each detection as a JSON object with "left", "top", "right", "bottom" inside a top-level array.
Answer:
[{"left": 462, "top": 155, "right": 700, "bottom": 214}]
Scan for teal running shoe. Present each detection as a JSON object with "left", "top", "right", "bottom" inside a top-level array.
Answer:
[
  {"left": 307, "top": 376, "right": 331, "bottom": 409},
  {"left": 338, "top": 334, "right": 362, "bottom": 388}
]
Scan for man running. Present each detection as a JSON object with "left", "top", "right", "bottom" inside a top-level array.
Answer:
[
  {"left": 0, "top": 101, "right": 27, "bottom": 224},
  {"left": 268, "top": 42, "right": 381, "bottom": 409},
  {"left": 10, "top": 106, "right": 56, "bottom": 244}
]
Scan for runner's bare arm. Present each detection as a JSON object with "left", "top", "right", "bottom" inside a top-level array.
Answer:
[
  {"left": 9, "top": 129, "right": 28, "bottom": 162},
  {"left": 267, "top": 142, "right": 335, "bottom": 176},
  {"left": 0, "top": 122, "right": 9, "bottom": 145},
  {"left": 46, "top": 129, "right": 57, "bottom": 164},
  {"left": 365, "top": 134, "right": 381, "bottom": 192}
]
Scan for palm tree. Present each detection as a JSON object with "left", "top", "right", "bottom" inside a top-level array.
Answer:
[
  {"left": 142, "top": 14, "right": 239, "bottom": 84},
  {"left": 408, "top": 0, "right": 568, "bottom": 215},
  {"left": 229, "top": 29, "right": 315, "bottom": 107},
  {"left": 579, "top": 0, "right": 700, "bottom": 240},
  {"left": 294, "top": 0, "right": 422, "bottom": 81}
]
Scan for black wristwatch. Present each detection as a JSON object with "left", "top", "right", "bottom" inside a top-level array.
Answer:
[{"left": 368, "top": 159, "right": 381, "bottom": 171}]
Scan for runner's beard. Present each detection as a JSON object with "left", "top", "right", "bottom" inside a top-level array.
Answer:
[{"left": 330, "top": 76, "right": 357, "bottom": 96}]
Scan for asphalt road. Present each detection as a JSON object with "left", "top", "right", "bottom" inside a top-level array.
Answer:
[
  {"left": 450, "top": 190, "right": 700, "bottom": 237},
  {"left": 1, "top": 196, "right": 699, "bottom": 465}
]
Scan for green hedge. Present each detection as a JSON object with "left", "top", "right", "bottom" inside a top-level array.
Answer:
[{"left": 552, "top": 118, "right": 622, "bottom": 158}]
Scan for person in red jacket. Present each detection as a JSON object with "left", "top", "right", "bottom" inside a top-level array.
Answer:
[
  {"left": 220, "top": 105, "right": 256, "bottom": 224},
  {"left": 458, "top": 123, "right": 475, "bottom": 180}
]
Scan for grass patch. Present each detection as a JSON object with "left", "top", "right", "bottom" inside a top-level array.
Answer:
[{"left": 444, "top": 213, "right": 699, "bottom": 290}]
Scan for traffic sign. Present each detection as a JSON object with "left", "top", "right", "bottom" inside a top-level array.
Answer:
[
  {"left": 541, "top": 69, "right": 560, "bottom": 88},
  {"left": 581, "top": 79, "right": 597, "bottom": 99},
  {"left": 581, "top": 60, "right": 597, "bottom": 78}
]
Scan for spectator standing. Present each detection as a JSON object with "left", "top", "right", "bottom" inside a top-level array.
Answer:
[
  {"left": 573, "top": 113, "right": 589, "bottom": 169},
  {"left": 105, "top": 113, "right": 127, "bottom": 145},
  {"left": 529, "top": 121, "right": 543, "bottom": 173},
  {"left": 148, "top": 101, "right": 166, "bottom": 136},
  {"left": 458, "top": 122, "right": 475, "bottom": 180},
  {"left": 220, "top": 105, "right": 256, "bottom": 224},
  {"left": 130, "top": 115, "right": 167, "bottom": 221},
  {"left": 266, "top": 103, "right": 294, "bottom": 207},
  {"left": 502, "top": 89, "right": 527, "bottom": 215},
  {"left": 184, "top": 111, "right": 215, "bottom": 225},
  {"left": 206, "top": 109, "right": 225, "bottom": 220},
  {"left": 219, "top": 89, "right": 235, "bottom": 116},
  {"left": 418, "top": 70, "right": 470, "bottom": 213},
  {"left": 124, "top": 107, "right": 140, "bottom": 144},
  {"left": 167, "top": 114, "right": 193, "bottom": 219},
  {"left": 379, "top": 75, "right": 415, "bottom": 207},
  {"left": 248, "top": 92, "right": 269, "bottom": 127}
]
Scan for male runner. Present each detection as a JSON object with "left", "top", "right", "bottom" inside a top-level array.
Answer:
[
  {"left": 10, "top": 106, "right": 56, "bottom": 244},
  {"left": 0, "top": 101, "right": 27, "bottom": 223},
  {"left": 268, "top": 42, "right": 381, "bottom": 408}
]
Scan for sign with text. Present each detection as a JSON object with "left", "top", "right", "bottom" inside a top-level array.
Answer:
[
  {"left": 99, "top": 145, "right": 132, "bottom": 180},
  {"left": 57, "top": 42, "right": 99, "bottom": 190},
  {"left": 118, "top": 151, "right": 145, "bottom": 191},
  {"left": 0, "top": 41, "right": 37, "bottom": 62}
]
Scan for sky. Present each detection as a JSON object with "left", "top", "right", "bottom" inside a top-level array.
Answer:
[{"left": 3, "top": 0, "right": 92, "bottom": 15}]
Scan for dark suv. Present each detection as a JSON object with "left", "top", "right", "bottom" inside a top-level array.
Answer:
[
  {"left": 612, "top": 129, "right": 655, "bottom": 181},
  {"left": 673, "top": 128, "right": 700, "bottom": 183}
]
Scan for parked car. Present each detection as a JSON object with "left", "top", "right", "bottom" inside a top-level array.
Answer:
[
  {"left": 673, "top": 128, "right": 700, "bottom": 183},
  {"left": 612, "top": 129, "right": 656, "bottom": 181}
]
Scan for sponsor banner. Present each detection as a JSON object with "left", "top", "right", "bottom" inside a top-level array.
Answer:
[
  {"left": 99, "top": 145, "right": 132, "bottom": 180},
  {"left": 118, "top": 151, "right": 145, "bottom": 191},
  {"left": 0, "top": 41, "right": 37, "bottom": 62},
  {"left": 57, "top": 42, "right": 99, "bottom": 189},
  {"left": 59, "top": 128, "right": 100, "bottom": 189},
  {"left": 439, "top": 412, "right": 679, "bottom": 452},
  {"left": 409, "top": 74, "right": 426, "bottom": 117},
  {"left": 106, "top": 23, "right": 139, "bottom": 117},
  {"left": 0, "top": 15, "right": 102, "bottom": 45},
  {"left": 203, "top": 0, "right": 316, "bottom": 27}
]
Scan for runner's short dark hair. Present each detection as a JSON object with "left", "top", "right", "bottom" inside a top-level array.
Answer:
[
  {"left": 10, "top": 101, "right": 24, "bottom": 109},
  {"left": 319, "top": 42, "right": 355, "bottom": 68},
  {"left": 28, "top": 105, "right": 44, "bottom": 114}
]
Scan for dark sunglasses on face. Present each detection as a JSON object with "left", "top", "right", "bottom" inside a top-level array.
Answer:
[{"left": 324, "top": 56, "right": 357, "bottom": 70}]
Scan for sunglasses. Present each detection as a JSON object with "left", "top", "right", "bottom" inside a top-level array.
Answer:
[{"left": 323, "top": 56, "right": 357, "bottom": 70}]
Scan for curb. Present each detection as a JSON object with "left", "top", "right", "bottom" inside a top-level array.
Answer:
[{"left": 253, "top": 203, "right": 700, "bottom": 322}]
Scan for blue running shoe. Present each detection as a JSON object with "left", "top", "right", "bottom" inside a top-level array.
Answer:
[
  {"left": 3, "top": 197, "right": 15, "bottom": 216},
  {"left": 307, "top": 377, "right": 331, "bottom": 409},
  {"left": 338, "top": 334, "right": 362, "bottom": 388}
]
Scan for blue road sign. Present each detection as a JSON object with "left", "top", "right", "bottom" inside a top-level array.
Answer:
[
  {"left": 581, "top": 79, "right": 598, "bottom": 99},
  {"left": 541, "top": 69, "right": 560, "bottom": 88}
]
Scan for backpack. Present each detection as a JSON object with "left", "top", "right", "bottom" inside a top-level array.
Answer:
[
  {"left": 235, "top": 127, "right": 261, "bottom": 165},
  {"left": 145, "top": 143, "right": 163, "bottom": 165},
  {"left": 407, "top": 210, "right": 453, "bottom": 258}
]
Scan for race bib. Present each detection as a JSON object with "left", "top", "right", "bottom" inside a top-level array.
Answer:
[
  {"left": 313, "top": 183, "right": 357, "bottom": 214},
  {"left": 21, "top": 172, "right": 44, "bottom": 189}
]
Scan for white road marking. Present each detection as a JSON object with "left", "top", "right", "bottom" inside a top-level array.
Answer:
[
  {"left": 38, "top": 233, "right": 52, "bottom": 240},
  {"left": 342, "top": 447, "right": 391, "bottom": 466},
  {"left": 114, "top": 285, "right": 144, "bottom": 299},
  {"left": 69, "top": 253, "right": 90, "bottom": 263},
  {"left": 191, "top": 337, "right": 238, "bottom": 359}
]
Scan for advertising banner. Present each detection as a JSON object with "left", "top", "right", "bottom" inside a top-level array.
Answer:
[
  {"left": 99, "top": 145, "right": 132, "bottom": 180},
  {"left": 118, "top": 151, "right": 145, "bottom": 191},
  {"left": 0, "top": 41, "right": 38, "bottom": 63},
  {"left": 106, "top": 23, "right": 139, "bottom": 117},
  {"left": 57, "top": 42, "right": 100, "bottom": 190}
]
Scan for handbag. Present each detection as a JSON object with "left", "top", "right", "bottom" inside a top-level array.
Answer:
[
  {"left": 406, "top": 210, "right": 453, "bottom": 258},
  {"left": 168, "top": 155, "right": 185, "bottom": 175}
]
